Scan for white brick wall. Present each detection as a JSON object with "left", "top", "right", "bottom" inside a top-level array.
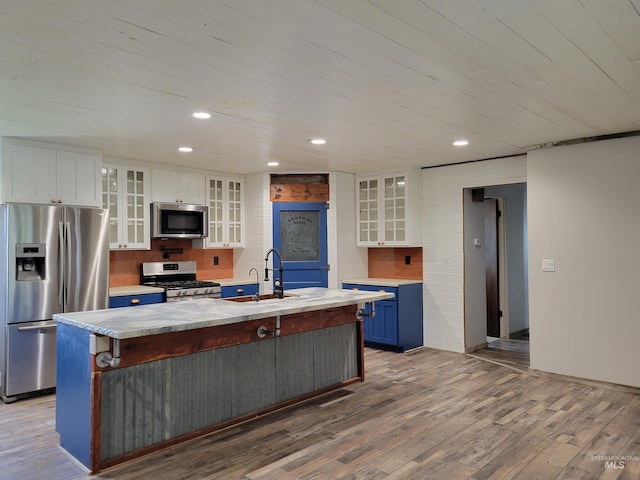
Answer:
[
  {"left": 422, "top": 156, "right": 527, "bottom": 352},
  {"left": 329, "top": 172, "right": 368, "bottom": 288},
  {"left": 234, "top": 172, "right": 273, "bottom": 293}
]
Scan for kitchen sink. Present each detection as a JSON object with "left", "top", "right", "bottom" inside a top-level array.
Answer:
[{"left": 223, "top": 293, "right": 300, "bottom": 302}]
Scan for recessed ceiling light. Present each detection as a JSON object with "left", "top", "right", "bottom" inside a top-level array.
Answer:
[
  {"left": 193, "top": 112, "right": 211, "bottom": 119},
  {"left": 178, "top": 146, "right": 193, "bottom": 153},
  {"left": 453, "top": 139, "right": 469, "bottom": 147},
  {"left": 309, "top": 138, "right": 326, "bottom": 145},
  {"left": 267, "top": 161, "right": 279, "bottom": 167}
]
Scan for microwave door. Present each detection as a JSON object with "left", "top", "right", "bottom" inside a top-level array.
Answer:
[{"left": 152, "top": 203, "right": 207, "bottom": 238}]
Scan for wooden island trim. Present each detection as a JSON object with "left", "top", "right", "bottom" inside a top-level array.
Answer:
[
  {"left": 94, "top": 305, "right": 362, "bottom": 370},
  {"left": 81, "top": 304, "right": 365, "bottom": 474}
]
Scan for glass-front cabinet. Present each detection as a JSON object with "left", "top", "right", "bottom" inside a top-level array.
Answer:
[
  {"left": 358, "top": 178, "right": 379, "bottom": 244},
  {"left": 356, "top": 169, "right": 420, "bottom": 247},
  {"left": 101, "top": 164, "right": 150, "bottom": 250},
  {"left": 202, "top": 175, "right": 244, "bottom": 248}
]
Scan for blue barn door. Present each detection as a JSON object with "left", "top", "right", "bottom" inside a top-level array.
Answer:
[{"left": 273, "top": 202, "right": 328, "bottom": 289}]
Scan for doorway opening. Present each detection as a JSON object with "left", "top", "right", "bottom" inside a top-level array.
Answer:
[{"left": 463, "top": 183, "right": 529, "bottom": 370}]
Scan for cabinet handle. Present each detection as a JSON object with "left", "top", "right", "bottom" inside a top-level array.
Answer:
[
  {"left": 124, "top": 244, "right": 128, "bottom": 248},
  {"left": 57, "top": 199, "right": 63, "bottom": 203},
  {"left": 51, "top": 198, "right": 57, "bottom": 203},
  {"left": 237, "top": 288, "right": 244, "bottom": 294},
  {"left": 130, "top": 298, "right": 140, "bottom": 305},
  {"left": 118, "top": 244, "right": 123, "bottom": 248}
]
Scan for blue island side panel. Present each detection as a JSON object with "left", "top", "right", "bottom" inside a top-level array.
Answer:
[{"left": 56, "top": 322, "right": 92, "bottom": 469}]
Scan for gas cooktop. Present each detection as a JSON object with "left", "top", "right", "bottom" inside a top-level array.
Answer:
[{"left": 140, "top": 261, "right": 220, "bottom": 301}]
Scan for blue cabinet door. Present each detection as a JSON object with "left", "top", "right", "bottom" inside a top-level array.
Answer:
[
  {"left": 369, "top": 300, "right": 398, "bottom": 346},
  {"left": 109, "top": 292, "right": 164, "bottom": 308}
]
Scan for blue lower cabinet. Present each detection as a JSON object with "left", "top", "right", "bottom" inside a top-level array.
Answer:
[
  {"left": 109, "top": 292, "right": 164, "bottom": 308},
  {"left": 221, "top": 284, "right": 258, "bottom": 299},
  {"left": 343, "top": 282, "right": 423, "bottom": 351},
  {"left": 370, "top": 300, "right": 399, "bottom": 346}
]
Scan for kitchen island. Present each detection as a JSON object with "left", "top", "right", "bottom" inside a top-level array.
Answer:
[{"left": 54, "top": 287, "right": 393, "bottom": 473}]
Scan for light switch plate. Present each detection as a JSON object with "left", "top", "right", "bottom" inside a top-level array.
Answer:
[{"left": 541, "top": 259, "right": 556, "bottom": 272}]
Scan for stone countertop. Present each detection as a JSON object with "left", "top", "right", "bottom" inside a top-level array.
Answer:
[
  {"left": 342, "top": 278, "right": 423, "bottom": 287},
  {"left": 212, "top": 277, "right": 257, "bottom": 287},
  {"left": 109, "top": 285, "right": 165, "bottom": 296},
  {"left": 54, "top": 287, "right": 394, "bottom": 340}
]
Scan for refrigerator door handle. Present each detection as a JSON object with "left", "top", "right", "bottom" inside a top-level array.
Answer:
[
  {"left": 18, "top": 322, "right": 57, "bottom": 331},
  {"left": 65, "top": 221, "right": 71, "bottom": 307},
  {"left": 58, "top": 221, "right": 65, "bottom": 306}
]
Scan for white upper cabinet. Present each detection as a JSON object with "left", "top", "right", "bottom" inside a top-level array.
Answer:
[
  {"left": 151, "top": 168, "right": 205, "bottom": 204},
  {"left": 102, "top": 164, "right": 150, "bottom": 250},
  {"left": 1, "top": 139, "right": 101, "bottom": 206},
  {"left": 56, "top": 150, "right": 102, "bottom": 206},
  {"left": 197, "top": 175, "right": 244, "bottom": 248},
  {"left": 356, "top": 168, "right": 421, "bottom": 247}
]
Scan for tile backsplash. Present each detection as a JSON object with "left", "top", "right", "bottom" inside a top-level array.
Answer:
[
  {"left": 367, "top": 247, "right": 423, "bottom": 280},
  {"left": 109, "top": 239, "right": 234, "bottom": 287}
]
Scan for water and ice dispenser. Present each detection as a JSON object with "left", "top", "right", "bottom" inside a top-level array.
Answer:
[{"left": 16, "top": 243, "right": 46, "bottom": 281}]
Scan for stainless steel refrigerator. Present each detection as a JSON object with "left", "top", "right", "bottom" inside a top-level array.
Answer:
[{"left": 0, "top": 203, "right": 109, "bottom": 402}]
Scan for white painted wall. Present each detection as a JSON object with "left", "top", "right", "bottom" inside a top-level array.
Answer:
[
  {"left": 528, "top": 136, "right": 640, "bottom": 388},
  {"left": 422, "top": 156, "right": 527, "bottom": 353},
  {"left": 463, "top": 189, "right": 487, "bottom": 350}
]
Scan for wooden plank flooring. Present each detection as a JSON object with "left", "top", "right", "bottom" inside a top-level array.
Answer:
[
  {"left": 469, "top": 339, "right": 531, "bottom": 372},
  {"left": 1, "top": 347, "right": 639, "bottom": 479}
]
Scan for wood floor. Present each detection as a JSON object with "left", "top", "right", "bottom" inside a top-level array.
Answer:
[
  {"left": 469, "top": 338, "right": 531, "bottom": 373},
  {"left": 1, "top": 347, "right": 639, "bottom": 479}
]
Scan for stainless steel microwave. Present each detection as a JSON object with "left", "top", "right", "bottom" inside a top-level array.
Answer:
[{"left": 151, "top": 203, "right": 208, "bottom": 239}]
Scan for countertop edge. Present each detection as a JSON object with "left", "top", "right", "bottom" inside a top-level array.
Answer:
[
  {"left": 342, "top": 278, "right": 423, "bottom": 287},
  {"left": 109, "top": 285, "right": 165, "bottom": 296},
  {"left": 54, "top": 288, "right": 394, "bottom": 340},
  {"left": 212, "top": 277, "right": 256, "bottom": 287}
]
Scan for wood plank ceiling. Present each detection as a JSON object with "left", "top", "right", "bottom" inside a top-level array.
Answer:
[{"left": 1, "top": 0, "right": 639, "bottom": 174}]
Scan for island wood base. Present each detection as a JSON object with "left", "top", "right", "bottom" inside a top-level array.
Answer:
[{"left": 56, "top": 305, "right": 364, "bottom": 473}]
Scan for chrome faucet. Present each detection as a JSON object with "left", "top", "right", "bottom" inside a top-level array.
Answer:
[
  {"left": 264, "top": 248, "right": 284, "bottom": 299},
  {"left": 248, "top": 267, "right": 260, "bottom": 301}
]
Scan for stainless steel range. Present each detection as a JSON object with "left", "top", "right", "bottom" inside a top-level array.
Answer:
[{"left": 141, "top": 261, "right": 220, "bottom": 301}]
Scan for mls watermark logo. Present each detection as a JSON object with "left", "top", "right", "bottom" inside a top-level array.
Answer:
[
  {"left": 604, "top": 460, "right": 625, "bottom": 470},
  {"left": 592, "top": 454, "right": 639, "bottom": 470}
]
